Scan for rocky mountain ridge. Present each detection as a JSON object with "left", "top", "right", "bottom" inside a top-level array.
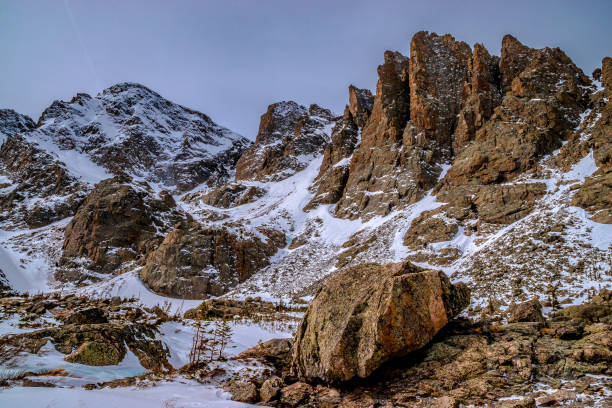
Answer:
[
  {"left": 0, "top": 30, "right": 609, "bottom": 314},
  {"left": 0, "top": 29, "right": 610, "bottom": 408}
]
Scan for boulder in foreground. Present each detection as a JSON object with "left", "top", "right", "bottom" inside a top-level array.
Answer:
[{"left": 290, "top": 261, "right": 470, "bottom": 383}]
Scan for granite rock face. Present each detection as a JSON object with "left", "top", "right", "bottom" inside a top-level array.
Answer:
[
  {"left": 453, "top": 43, "right": 502, "bottom": 154},
  {"left": 406, "top": 32, "right": 472, "bottom": 162},
  {"left": 235, "top": 102, "right": 334, "bottom": 182},
  {"left": 348, "top": 85, "right": 374, "bottom": 128},
  {"left": 139, "top": 220, "right": 285, "bottom": 298},
  {"left": 332, "top": 32, "right": 475, "bottom": 219},
  {"left": 59, "top": 176, "right": 179, "bottom": 276},
  {"left": 442, "top": 36, "right": 591, "bottom": 187},
  {"left": 291, "top": 261, "right": 469, "bottom": 383}
]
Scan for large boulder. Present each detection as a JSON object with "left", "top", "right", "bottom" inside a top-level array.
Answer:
[
  {"left": 183, "top": 182, "right": 266, "bottom": 209},
  {"left": 223, "top": 379, "right": 258, "bottom": 403},
  {"left": 236, "top": 338, "right": 292, "bottom": 368},
  {"left": 507, "top": 299, "right": 546, "bottom": 325},
  {"left": 64, "top": 307, "right": 108, "bottom": 325},
  {"left": 64, "top": 340, "right": 125, "bottom": 366},
  {"left": 291, "top": 261, "right": 470, "bottom": 383}
]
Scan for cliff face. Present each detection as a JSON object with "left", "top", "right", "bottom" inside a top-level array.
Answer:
[
  {"left": 139, "top": 220, "right": 285, "bottom": 299},
  {"left": 319, "top": 32, "right": 592, "bottom": 221},
  {"left": 235, "top": 101, "right": 335, "bottom": 182}
]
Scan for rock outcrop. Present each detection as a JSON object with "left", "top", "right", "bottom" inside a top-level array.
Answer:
[
  {"left": 0, "top": 134, "right": 88, "bottom": 228},
  {"left": 235, "top": 102, "right": 334, "bottom": 182},
  {"left": 305, "top": 108, "right": 360, "bottom": 209},
  {"left": 333, "top": 32, "right": 473, "bottom": 219},
  {"left": 435, "top": 182, "right": 547, "bottom": 225},
  {"left": 139, "top": 220, "right": 285, "bottom": 298},
  {"left": 442, "top": 36, "right": 591, "bottom": 187},
  {"left": 347, "top": 85, "right": 374, "bottom": 128},
  {"left": 237, "top": 338, "right": 293, "bottom": 367},
  {"left": 59, "top": 176, "right": 179, "bottom": 277},
  {"left": 0, "top": 294, "right": 172, "bottom": 372},
  {"left": 182, "top": 182, "right": 266, "bottom": 209},
  {"left": 291, "top": 261, "right": 469, "bottom": 383}
]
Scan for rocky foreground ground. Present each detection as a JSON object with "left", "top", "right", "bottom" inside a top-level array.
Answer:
[
  {"left": 224, "top": 268, "right": 612, "bottom": 407},
  {"left": 1, "top": 271, "right": 609, "bottom": 407}
]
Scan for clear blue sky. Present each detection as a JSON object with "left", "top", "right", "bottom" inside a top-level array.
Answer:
[{"left": 1, "top": 0, "right": 611, "bottom": 138}]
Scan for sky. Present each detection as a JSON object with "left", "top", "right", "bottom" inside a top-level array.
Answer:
[{"left": 1, "top": 0, "right": 611, "bottom": 139}]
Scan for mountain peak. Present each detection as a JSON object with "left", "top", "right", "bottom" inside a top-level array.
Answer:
[
  {"left": 24, "top": 83, "right": 250, "bottom": 192},
  {"left": 100, "top": 82, "right": 163, "bottom": 99}
]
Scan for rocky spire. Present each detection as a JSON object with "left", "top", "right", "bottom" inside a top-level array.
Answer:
[
  {"left": 404, "top": 31, "right": 472, "bottom": 161},
  {"left": 453, "top": 43, "right": 502, "bottom": 154},
  {"left": 332, "top": 50, "right": 412, "bottom": 218},
  {"left": 442, "top": 37, "right": 591, "bottom": 187},
  {"left": 499, "top": 34, "right": 532, "bottom": 93},
  {"left": 333, "top": 32, "right": 472, "bottom": 219},
  {"left": 347, "top": 85, "right": 374, "bottom": 128}
]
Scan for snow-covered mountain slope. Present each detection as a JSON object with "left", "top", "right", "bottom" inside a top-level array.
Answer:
[
  {"left": 0, "top": 109, "right": 35, "bottom": 144},
  {"left": 28, "top": 82, "right": 250, "bottom": 191},
  {"left": 0, "top": 135, "right": 91, "bottom": 230},
  {"left": 193, "top": 139, "right": 609, "bottom": 315}
]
